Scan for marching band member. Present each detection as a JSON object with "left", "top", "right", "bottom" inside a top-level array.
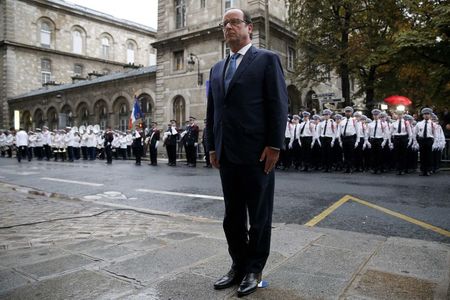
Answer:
[
  {"left": 86, "top": 129, "right": 96, "bottom": 160},
  {"left": 15, "top": 128, "right": 29, "bottom": 162},
  {"left": 163, "top": 120, "right": 179, "bottom": 166},
  {"left": 28, "top": 130, "right": 36, "bottom": 161},
  {"left": 146, "top": 122, "right": 160, "bottom": 166}
]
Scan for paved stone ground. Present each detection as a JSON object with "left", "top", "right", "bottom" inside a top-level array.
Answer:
[{"left": 0, "top": 182, "right": 449, "bottom": 299}]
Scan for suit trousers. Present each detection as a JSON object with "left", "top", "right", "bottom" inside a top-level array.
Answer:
[
  {"left": 166, "top": 144, "right": 177, "bottom": 164},
  {"left": 291, "top": 140, "right": 301, "bottom": 168},
  {"left": 393, "top": 135, "right": 408, "bottom": 172},
  {"left": 105, "top": 145, "right": 113, "bottom": 163},
  {"left": 149, "top": 146, "right": 158, "bottom": 164},
  {"left": 418, "top": 137, "right": 433, "bottom": 174},
  {"left": 219, "top": 153, "right": 274, "bottom": 274}
]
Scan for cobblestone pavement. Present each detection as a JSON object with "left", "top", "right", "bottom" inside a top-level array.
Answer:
[{"left": 0, "top": 182, "right": 449, "bottom": 299}]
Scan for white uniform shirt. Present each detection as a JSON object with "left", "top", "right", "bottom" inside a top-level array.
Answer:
[
  {"left": 338, "top": 117, "right": 359, "bottom": 137},
  {"left": 367, "top": 120, "right": 388, "bottom": 140},
  {"left": 415, "top": 119, "right": 435, "bottom": 139},
  {"left": 35, "top": 132, "right": 44, "bottom": 147},
  {"left": 285, "top": 122, "right": 293, "bottom": 138},
  {"left": 0, "top": 133, "right": 6, "bottom": 147},
  {"left": 15, "top": 130, "right": 29, "bottom": 146},
  {"left": 290, "top": 123, "right": 300, "bottom": 141},
  {"left": 390, "top": 119, "right": 412, "bottom": 137},
  {"left": 317, "top": 119, "right": 337, "bottom": 138},
  {"left": 299, "top": 120, "right": 314, "bottom": 137},
  {"left": 86, "top": 133, "right": 96, "bottom": 147},
  {"left": 42, "top": 130, "right": 51, "bottom": 145},
  {"left": 28, "top": 134, "right": 37, "bottom": 147}
]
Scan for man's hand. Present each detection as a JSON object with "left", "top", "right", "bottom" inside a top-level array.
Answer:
[
  {"left": 259, "top": 147, "right": 280, "bottom": 175},
  {"left": 210, "top": 152, "right": 220, "bottom": 169}
]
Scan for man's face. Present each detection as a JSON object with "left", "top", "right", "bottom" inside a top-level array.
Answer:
[
  {"left": 293, "top": 118, "right": 299, "bottom": 124},
  {"left": 323, "top": 115, "right": 330, "bottom": 120},
  {"left": 222, "top": 9, "right": 252, "bottom": 48},
  {"left": 345, "top": 111, "right": 352, "bottom": 117},
  {"left": 423, "top": 113, "right": 431, "bottom": 120}
]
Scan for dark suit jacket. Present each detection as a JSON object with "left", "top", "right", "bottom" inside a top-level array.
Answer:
[{"left": 206, "top": 46, "right": 288, "bottom": 165}]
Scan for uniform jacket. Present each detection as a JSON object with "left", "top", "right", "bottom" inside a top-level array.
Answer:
[{"left": 206, "top": 46, "right": 288, "bottom": 164}]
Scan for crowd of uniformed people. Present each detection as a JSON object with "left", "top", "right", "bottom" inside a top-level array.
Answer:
[
  {"left": 0, "top": 107, "right": 447, "bottom": 175},
  {"left": 278, "top": 106, "right": 446, "bottom": 176}
]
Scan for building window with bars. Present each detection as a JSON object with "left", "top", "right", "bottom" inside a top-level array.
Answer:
[
  {"left": 40, "top": 22, "right": 52, "bottom": 47},
  {"left": 74, "top": 64, "right": 83, "bottom": 76},
  {"left": 175, "top": 0, "right": 186, "bottom": 29},
  {"left": 41, "top": 59, "right": 51, "bottom": 84},
  {"left": 173, "top": 50, "right": 184, "bottom": 71}
]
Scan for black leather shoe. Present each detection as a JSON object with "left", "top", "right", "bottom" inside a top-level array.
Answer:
[
  {"left": 213, "top": 269, "right": 244, "bottom": 290},
  {"left": 237, "top": 273, "right": 261, "bottom": 297}
]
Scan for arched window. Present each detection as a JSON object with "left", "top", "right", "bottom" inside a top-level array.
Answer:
[
  {"left": 41, "top": 59, "right": 52, "bottom": 84},
  {"left": 72, "top": 30, "right": 83, "bottom": 54},
  {"left": 101, "top": 37, "right": 110, "bottom": 59},
  {"left": 127, "top": 41, "right": 135, "bottom": 64},
  {"left": 173, "top": 96, "right": 186, "bottom": 126},
  {"left": 40, "top": 22, "right": 52, "bottom": 47},
  {"left": 34, "top": 109, "right": 45, "bottom": 129}
]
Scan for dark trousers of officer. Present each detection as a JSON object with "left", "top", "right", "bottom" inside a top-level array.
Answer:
[
  {"left": 127, "top": 146, "right": 132, "bottom": 158},
  {"left": 418, "top": 137, "right": 433, "bottom": 174},
  {"left": 27, "top": 147, "right": 33, "bottom": 161},
  {"left": 300, "top": 136, "right": 313, "bottom": 170},
  {"left": 432, "top": 149, "right": 442, "bottom": 172},
  {"left": 44, "top": 145, "right": 52, "bottom": 160},
  {"left": 219, "top": 152, "right": 274, "bottom": 274},
  {"left": 166, "top": 144, "right": 177, "bottom": 165},
  {"left": 120, "top": 148, "right": 127, "bottom": 160},
  {"left": 311, "top": 142, "right": 321, "bottom": 169},
  {"left": 34, "top": 146, "right": 43, "bottom": 160},
  {"left": 320, "top": 136, "right": 333, "bottom": 171},
  {"left": 393, "top": 135, "right": 408, "bottom": 172},
  {"left": 333, "top": 143, "right": 343, "bottom": 170},
  {"left": 133, "top": 145, "right": 143, "bottom": 164},
  {"left": 17, "top": 146, "right": 29, "bottom": 162},
  {"left": 105, "top": 145, "right": 113, "bottom": 163},
  {"left": 81, "top": 146, "right": 88, "bottom": 160},
  {"left": 88, "top": 147, "right": 96, "bottom": 160},
  {"left": 203, "top": 144, "right": 210, "bottom": 166},
  {"left": 149, "top": 146, "right": 158, "bottom": 165},
  {"left": 74, "top": 147, "right": 80, "bottom": 160},
  {"left": 280, "top": 138, "right": 291, "bottom": 168},
  {"left": 185, "top": 144, "right": 197, "bottom": 166},
  {"left": 353, "top": 138, "right": 364, "bottom": 171},
  {"left": 67, "top": 146, "right": 74, "bottom": 161},
  {"left": 369, "top": 138, "right": 383, "bottom": 172},
  {"left": 341, "top": 135, "right": 356, "bottom": 172},
  {"left": 291, "top": 140, "right": 301, "bottom": 168}
]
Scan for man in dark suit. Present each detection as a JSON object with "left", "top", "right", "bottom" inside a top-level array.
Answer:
[{"left": 206, "top": 8, "right": 288, "bottom": 297}]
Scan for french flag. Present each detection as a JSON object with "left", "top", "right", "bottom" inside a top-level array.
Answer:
[{"left": 129, "top": 97, "right": 142, "bottom": 129}]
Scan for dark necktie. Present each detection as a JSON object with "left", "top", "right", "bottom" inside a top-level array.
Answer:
[
  {"left": 424, "top": 120, "right": 428, "bottom": 138},
  {"left": 224, "top": 53, "right": 240, "bottom": 91},
  {"left": 343, "top": 118, "right": 349, "bottom": 136},
  {"left": 300, "top": 122, "right": 307, "bottom": 135},
  {"left": 323, "top": 120, "right": 328, "bottom": 136},
  {"left": 397, "top": 119, "right": 402, "bottom": 134},
  {"left": 373, "top": 121, "right": 378, "bottom": 138},
  {"left": 293, "top": 125, "right": 297, "bottom": 140}
]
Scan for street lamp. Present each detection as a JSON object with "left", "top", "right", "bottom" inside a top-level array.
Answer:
[{"left": 187, "top": 53, "right": 203, "bottom": 86}]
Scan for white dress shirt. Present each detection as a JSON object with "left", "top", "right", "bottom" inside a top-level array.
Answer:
[{"left": 415, "top": 119, "right": 435, "bottom": 138}]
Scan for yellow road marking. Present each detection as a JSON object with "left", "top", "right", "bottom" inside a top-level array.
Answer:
[
  {"left": 349, "top": 196, "right": 450, "bottom": 238},
  {"left": 305, "top": 195, "right": 351, "bottom": 227},
  {"left": 305, "top": 194, "right": 450, "bottom": 238}
]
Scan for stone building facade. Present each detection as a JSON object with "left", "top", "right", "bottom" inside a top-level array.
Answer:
[{"left": 1, "top": 0, "right": 157, "bottom": 128}]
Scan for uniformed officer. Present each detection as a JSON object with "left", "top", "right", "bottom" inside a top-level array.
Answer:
[
  {"left": 431, "top": 113, "right": 445, "bottom": 173},
  {"left": 132, "top": 127, "right": 144, "bottom": 166},
  {"left": 183, "top": 116, "right": 199, "bottom": 167},
  {"left": 163, "top": 120, "right": 179, "bottom": 166},
  {"left": 337, "top": 106, "right": 360, "bottom": 173},
  {"left": 299, "top": 111, "right": 314, "bottom": 171},
  {"left": 28, "top": 130, "right": 36, "bottom": 161},
  {"left": 15, "top": 128, "right": 29, "bottom": 163},
  {"left": 332, "top": 114, "right": 344, "bottom": 171},
  {"left": 202, "top": 119, "right": 212, "bottom": 168},
  {"left": 316, "top": 109, "right": 336, "bottom": 172},
  {"left": 34, "top": 128, "right": 44, "bottom": 160},
  {"left": 414, "top": 107, "right": 435, "bottom": 176},
  {"left": 64, "top": 127, "right": 75, "bottom": 162},
  {"left": 289, "top": 115, "right": 301, "bottom": 170},
  {"left": 366, "top": 109, "right": 388, "bottom": 174},
  {"left": 353, "top": 112, "right": 365, "bottom": 172},
  {"left": 390, "top": 110, "right": 412, "bottom": 175},
  {"left": 147, "top": 122, "right": 160, "bottom": 166}
]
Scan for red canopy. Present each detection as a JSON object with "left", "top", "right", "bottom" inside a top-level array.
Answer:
[{"left": 384, "top": 95, "right": 412, "bottom": 106}]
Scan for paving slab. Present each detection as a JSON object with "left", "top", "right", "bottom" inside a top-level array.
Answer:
[
  {"left": 60, "top": 239, "right": 114, "bottom": 252},
  {"left": 271, "top": 224, "right": 323, "bottom": 257},
  {"left": 343, "top": 269, "right": 437, "bottom": 300},
  {"left": 17, "top": 254, "right": 96, "bottom": 279},
  {"left": 103, "top": 237, "right": 226, "bottom": 283},
  {"left": 81, "top": 245, "right": 137, "bottom": 261},
  {"left": 0, "top": 247, "right": 69, "bottom": 267},
  {"left": 157, "top": 231, "right": 199, "bottom": 240},
  {"left": 0, "top": 268, "right": 32, "bottom": 295},
  {"left": 366, "top": 237, "right": 449, "bottom": 281},
  {"left": 0, "top": 270, "right": 134, "bottom": 300},
  {"left": 121, "top": 237, "right": 166, "bottom": 251}
]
